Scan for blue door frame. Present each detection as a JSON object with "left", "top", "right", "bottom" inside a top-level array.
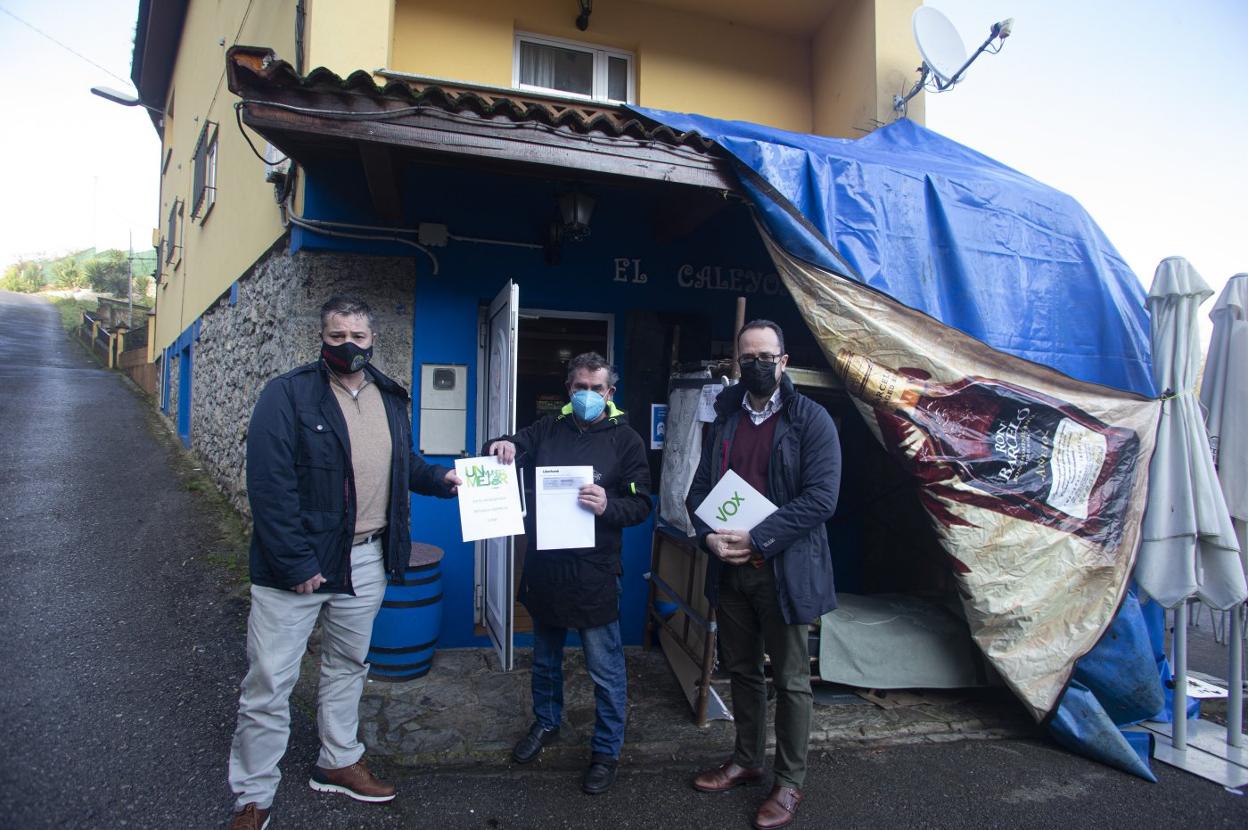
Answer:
[{"left": 176, "top": 343, "right": 192, "bottom": 447}]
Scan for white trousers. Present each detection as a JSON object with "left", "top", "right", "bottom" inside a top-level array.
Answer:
[{"left": 227, "top": 541, "right": 386, "bottom": 809}]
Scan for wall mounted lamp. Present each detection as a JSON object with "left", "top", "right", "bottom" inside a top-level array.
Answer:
[
  {"left": 576, "top": 1, "right": 593, "bottom": 31},
  {"left": 544, "top": 189, "right": 596, "bottom": 265},
  {"left": 558, "top": 190, "right": 595, "bottom": 242}
]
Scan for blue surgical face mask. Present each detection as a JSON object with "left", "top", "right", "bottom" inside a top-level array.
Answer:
[{"left": 571, "top": 389, "right": 606, "bottom": 422}]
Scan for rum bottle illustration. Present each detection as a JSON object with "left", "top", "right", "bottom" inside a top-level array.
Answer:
[{"left": 833, "top": 349, "right": 1140, "bottom": 549}]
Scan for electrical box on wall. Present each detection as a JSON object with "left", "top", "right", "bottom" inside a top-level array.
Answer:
[{"left": 419, "top": 364, "right": 467, "bottom": 456}]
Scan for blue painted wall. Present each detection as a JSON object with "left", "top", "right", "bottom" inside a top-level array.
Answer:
[{"left": 299, "top": 158, "right": 819, "bottom": 647}]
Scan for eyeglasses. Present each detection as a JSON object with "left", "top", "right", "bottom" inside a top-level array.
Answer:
[{"left": 738, "top": 353, "right": 780, "bottom": 366}]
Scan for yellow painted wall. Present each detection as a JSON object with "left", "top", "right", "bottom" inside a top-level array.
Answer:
[
  {"left": 391, "top": 0, "right": 814, "bottom": 133},
  {"left": 812, "top": 0, "right": 923, "bottom": 137},
  {"left": 154, "top": 0, "right": 299, "bottom": 351},
  {"left": 873, "top": 0, "right": 924, "bottom": 127},
  {"left": 306, "top": 0, "right": 395, "bottom": 77}
]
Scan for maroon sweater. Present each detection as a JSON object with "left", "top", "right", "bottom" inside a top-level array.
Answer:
[{"left": 728, "top": 413, "right": 780, "bottom": 498}]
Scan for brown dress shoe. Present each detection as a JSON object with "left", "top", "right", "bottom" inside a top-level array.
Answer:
[
  {"left": 754, "top": 785, "right": 803, "bottom": 830},
  {"left": 228, "top": 803, "right": 270, "bottom": 830},
  {"left": 692, "top": 759, "right": 766, "bottom": 792},
  {"left": 308, "top": 759, "right": 397, "bottom": 803}
]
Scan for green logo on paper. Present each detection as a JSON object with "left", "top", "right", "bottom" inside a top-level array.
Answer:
[
  {"left": 465, "top": 464, "right": 509, "bottom": 488},
  {"left": 715, "top": 492, "right": 744, "bottom": 523}
]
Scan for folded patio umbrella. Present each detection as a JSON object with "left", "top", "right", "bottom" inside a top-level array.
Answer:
[
  {"left": 1136, "top": 258, "right": 1245, "bottom": 609},
  {"left": 1201, "top": 273, "right": 1248, "bottom": 538}
]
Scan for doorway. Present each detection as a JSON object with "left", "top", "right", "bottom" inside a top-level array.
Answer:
[
  {"left": 513, "top": 310, "right": 613, "bottom": 633},
  {"left": 476, "top": 306, "right": 613, "bottom": 639}
]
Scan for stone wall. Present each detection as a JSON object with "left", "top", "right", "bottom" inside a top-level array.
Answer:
[
  {"left": 189, "top": 241, "right": 418, "bottom": 516},
  {"left": 167, "top": 352, "right": 180, "bottom": 426}
]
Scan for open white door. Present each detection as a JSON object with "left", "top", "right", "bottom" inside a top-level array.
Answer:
[{"left": 478, "top": 280, "right": 519, "bottom": 670}]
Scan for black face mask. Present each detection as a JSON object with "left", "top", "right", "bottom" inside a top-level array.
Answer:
[
  {"left": 739, "top": 359, "right": 779, "bottom": 397},
  {"left": 321, "top": 341, "right": 373, "bottom": 374}
]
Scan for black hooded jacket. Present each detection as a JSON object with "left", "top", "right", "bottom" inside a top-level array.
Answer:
[{"left": 487, "top": 402, "right": 652, "bottom": 629}]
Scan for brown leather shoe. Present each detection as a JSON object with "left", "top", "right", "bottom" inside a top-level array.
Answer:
[
  {"left": 754, "top": 785, "right": 803, "bottom": 829},
  {"left": 692, "top": 759, "right": 766, "bottom": 793},
  {"left": 308, "top": 759, "right": 396, "bottom": 803},
  {"left": 228, "top": 803, "right": 270, "bottom": 830}
]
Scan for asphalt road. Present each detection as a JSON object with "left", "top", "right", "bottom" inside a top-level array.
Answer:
[{"left": 0, "top": 290, "right": 1244, "bottom": 829}]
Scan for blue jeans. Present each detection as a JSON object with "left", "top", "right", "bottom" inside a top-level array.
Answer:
[{"left": 531, "top": 617, "right": 628, "bottom": 761}]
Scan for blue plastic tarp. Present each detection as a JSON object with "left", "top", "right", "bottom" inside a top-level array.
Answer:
[
  {"left": 632, "top": 108, "right": 1165, "bottom": 778},
  {"left": 630, "top": 110, "right": 1155, "bottom": 398}
]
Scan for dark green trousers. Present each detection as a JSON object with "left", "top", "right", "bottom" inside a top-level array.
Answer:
[{"left": 717, "top": 561, "right": 812, "bottom": 789}]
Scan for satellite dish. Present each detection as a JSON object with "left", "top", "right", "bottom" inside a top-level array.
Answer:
[
  {"left": 913, "top": 7, "right": 967, "bottom": 85},
  {"left": 893, "top": 9, "right": 1015, "bottom": 117}
]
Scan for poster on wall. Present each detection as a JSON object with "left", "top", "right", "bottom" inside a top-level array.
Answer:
[
  {"left": 762, "top": 233, "right": 1161, "bottom": 721},
  {"left": 650, "top": 403, "right": 668, "bottom": 450}
]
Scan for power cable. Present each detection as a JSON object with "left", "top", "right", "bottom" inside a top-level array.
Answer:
[{"left": 0, "top": 4, "right": 132, "bottom": 86}]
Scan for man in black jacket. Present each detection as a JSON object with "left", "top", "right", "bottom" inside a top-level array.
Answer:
[
  {"left": 227, "top": 296, "right": 460, "bottom": 830},
  {"left": 686, "top": 320, "right": 841, "bottom": 830},
  {"left": 486, "top": 352, "right": 651, "bottom": 795}
]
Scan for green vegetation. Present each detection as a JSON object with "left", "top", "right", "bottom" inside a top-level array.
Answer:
[
  {"left": 1, "top": 247, "right": 157, "bottom": 299},
  {"left": 45, "top": 296, "right": 99, "bottom": 333}
]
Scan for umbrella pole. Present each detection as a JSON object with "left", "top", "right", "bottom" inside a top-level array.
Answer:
[
  {"left": 1230, "top": 601, "right": 1244, "bottom": 747},
  {"left": 1173, "top": 604, "right": 1189, "bottom": 750}
]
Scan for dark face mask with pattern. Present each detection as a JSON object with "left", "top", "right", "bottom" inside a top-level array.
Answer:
[
  {"left": 739, "top": 359, "right": 780, "bottom": 397},
  {"left": 321, "top": 341, "right": 373, "bottom": 374}
]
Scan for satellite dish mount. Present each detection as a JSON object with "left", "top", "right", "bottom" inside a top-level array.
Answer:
[{"left": 894, "top": 8, "right": 1013, "bottom": 117}]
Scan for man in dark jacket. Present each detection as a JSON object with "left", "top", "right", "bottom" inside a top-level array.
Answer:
[
  {"left": 486, "top": 352, "right": 651, "bottom": 795},
  {"left": 686, "top": 320, "right": 841, "bottom": 830},
  {"left": 227, "top": 296, "right": 460, "bottom": 830}
]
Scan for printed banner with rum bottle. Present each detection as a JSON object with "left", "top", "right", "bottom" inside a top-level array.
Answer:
[{"left": 761, "top": 233, "right": 1161, "bottom": 720}]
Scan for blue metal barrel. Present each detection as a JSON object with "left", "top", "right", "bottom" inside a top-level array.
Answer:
[{"left": 367, "top": 543, "right": 444, "bottom": 682}]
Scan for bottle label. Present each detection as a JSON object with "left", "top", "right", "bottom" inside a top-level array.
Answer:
[{"left": 1046, "top": 418, "right": 1107, "bottom": 520}]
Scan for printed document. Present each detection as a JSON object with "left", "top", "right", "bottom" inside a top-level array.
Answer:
[
  {"left": 693, "top": 469, "right": 778, "bottom": 531},
  {"left": 536, "top": 466, "right": 596, "bottom": 550},
  {"left": 454, "top": 456, "right": 525, "bottom": 542},
  {"left": 697, "top": 384, "right": 724, "bottom": 422}
]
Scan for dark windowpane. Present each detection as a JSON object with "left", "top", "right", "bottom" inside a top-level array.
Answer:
[
  {"left": 519, "top": 41, "right": 593, "bottom": 96},
  {"left": 607, "top": 56, "right": 628, "bottom": 102}
]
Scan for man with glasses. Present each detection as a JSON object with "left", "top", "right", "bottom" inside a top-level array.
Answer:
[{"left": 686, "top": 320, "right": 841, "bottom": 830}]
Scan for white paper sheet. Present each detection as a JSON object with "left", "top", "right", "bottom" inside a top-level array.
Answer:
[
  {"left": 536, "top": 465, "right": 595, "bottom": 550},
  {"left": 693, "top": 468, "right": 778, "bottom": 531},
  {"left": 454, "top": 456, "right": 525, "bottom": 542},
  {"left": 697, "top": 384, "right": 724, "bottom": 422}
]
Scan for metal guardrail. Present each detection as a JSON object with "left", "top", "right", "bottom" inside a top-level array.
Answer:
[{"left": 121, "top": 325, "right": 148, "bottom": 351}]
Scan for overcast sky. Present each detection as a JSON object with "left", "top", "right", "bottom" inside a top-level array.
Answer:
[
  {"left": 0, "top": 0, "right": 159, "bottom": 264},
  {"left": 1, "top": 0, "right": 1243, "bottom": 339}
]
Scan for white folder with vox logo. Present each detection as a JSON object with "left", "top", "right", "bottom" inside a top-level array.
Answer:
[{"left": 693, "top": 469, "right": 778, "bottom": 532}]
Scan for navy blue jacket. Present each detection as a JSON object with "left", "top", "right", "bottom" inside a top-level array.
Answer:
[
  {"left": 687, "top": 374, "right": 842, "bottom": 624},
  {"left": 488, "top": 402, "right": 652, "bottom": 629},
  {"left": 245, "top": 361, "right": 453, "bottom": 593}
]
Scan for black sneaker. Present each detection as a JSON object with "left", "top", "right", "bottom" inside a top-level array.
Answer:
[
  {"left": 582, "top": 760, "right": 618, "bottom": 795},
  {"left": 512, "top": 722, "right": 560, "bottom": 764}
]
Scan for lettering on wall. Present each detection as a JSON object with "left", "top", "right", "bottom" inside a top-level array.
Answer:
[
  {"left": 613, "top": 258, "right": 648, "bottom": 284},
  {"left": 611, "top": 258, "right": 780, "bottom": 295},
  {"left": 678, "top": 264, "right": 781, "bottom": 295}
]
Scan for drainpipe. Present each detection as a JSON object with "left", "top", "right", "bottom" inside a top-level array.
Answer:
[{"left": 295, "top": 0, "right": 306, "bottom": 75}]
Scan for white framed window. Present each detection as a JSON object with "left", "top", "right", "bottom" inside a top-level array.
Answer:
[
  {"left": 513, "top": 32, "right": 634, "bottom": 104},
  {"left": 191, "top": 121, "right": 218, "bottom": 221}
]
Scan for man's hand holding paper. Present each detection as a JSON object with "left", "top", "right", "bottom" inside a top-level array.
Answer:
[
  {"left": 693, "top": 469, "right": 777, "bottom": 565},
  {"left": 707, "top": 529, "right": 757, "bottom": 565}
]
